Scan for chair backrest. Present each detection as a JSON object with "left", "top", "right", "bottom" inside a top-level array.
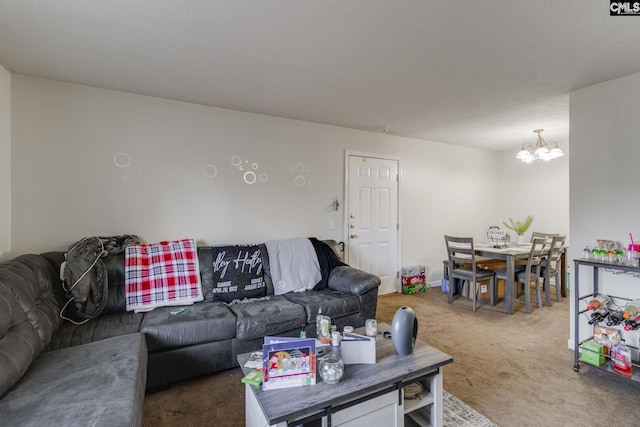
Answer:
[
  {"left": 444, "top": 235, "right": 477, "bottom": 271},
  {"left": 527, "top": 237, "right": 548, "bottom": 270},
  {"left": 547, "top": 235, "right": 567, "bottom": 267},
  {"left": 530, "top": 232, "right": 558, "bottom": 244},
  {"left": 518, "top": 237, "right": 548, "bottom": 283}
]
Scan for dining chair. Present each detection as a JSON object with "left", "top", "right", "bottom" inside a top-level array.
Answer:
[
  {"left": 495, "top": 237, "right": 546, "bottom": 314},
  {"left": 529, "top": 231, "right": 557, "bottom": 271},
  {"left": 539, "top": 235, "right": 567, "bottom": 306},
  {"left": 444, "top": 235, "right": 496, "bottom": 312},
  {"left": 530, "top": 231, "right": 558, "bottom": 243}
]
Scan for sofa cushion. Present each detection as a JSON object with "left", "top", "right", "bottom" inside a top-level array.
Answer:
[
  {"left": 140, "top": 301, "right": 236, "bottom": 351},
  {"left": 284, "top": 289, "right": 360, "bottom": 325},
  {"left": 0, "top": 255, "right": 61, "bottom": 397},
  {"left": 197, "top": 246, "right": 215, "bottom": 301},
  {"left": 48, "top": 312, "right": 144, "bottom": 351},
  {"left": 101, "top": 251, "right": 127, "bottom": 314},
  {"left": 328, "top": 265, "right": 381, "bottom": 295},
  {"left": 228, "top": 295, "right": 306, "bottom": 341},
  {"left": 0, "top": 280, "right": 35, "bottom": 397},
  {"left": 209, "top": 245, "right": 267, "bottom": 303},
  {"left": 0, "top": 333, "right": 147, "bottom": 427}
]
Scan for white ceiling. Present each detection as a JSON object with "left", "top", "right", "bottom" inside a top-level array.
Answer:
[{"left": 1, "top": 1, "right": 640, "bottom": 151}]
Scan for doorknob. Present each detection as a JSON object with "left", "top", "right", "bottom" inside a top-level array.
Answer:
[{"left": 350, "top": 234, "right": 358, "bottom": 239}]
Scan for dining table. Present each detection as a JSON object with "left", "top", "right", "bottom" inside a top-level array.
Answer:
[
  {"left": 471, "top": 242, "right": 568, "bottom": 314},
  {"left": 473, "top": 243, "right": 532, "bottom": 314}
]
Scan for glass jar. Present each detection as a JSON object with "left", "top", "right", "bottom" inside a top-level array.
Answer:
[
  {"left": 583, "top": 246, "right": 592, "bottom": 260},
  {"left": 606, "top": 250, "right": 616, "bottom": 264},
  {"left": 365, "top": 319, "right": 377, "bottom": 337},
  {"left": 318, "top": 355, "right": 344, "bottom": 384}
]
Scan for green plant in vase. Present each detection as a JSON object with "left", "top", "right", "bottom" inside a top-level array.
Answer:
[{"left": 502, "top": 215, "right": 534, "bottom": 245}]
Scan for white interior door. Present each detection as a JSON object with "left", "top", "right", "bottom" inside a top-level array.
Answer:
[{"left": 346, "top": 155, "right": 399, "bottom": 295}]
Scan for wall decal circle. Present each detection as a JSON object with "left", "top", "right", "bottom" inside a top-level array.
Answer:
[
  {"left": 113, "top": 152, "right": 131, "bottom": 168},
  {"left": 294, "top": 175, "right": 306, "bottom": 187},
  {"left": 244, "top": 171, "right": 257, "bottom": 185},
  {"left": 231, "top": 155, "right": 242, "bottom": 167},
  {"left": 203, "top": 164, "right": 218, "bottom": 178}
]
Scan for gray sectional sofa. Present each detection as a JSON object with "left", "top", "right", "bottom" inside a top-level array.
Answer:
[{"left": 0, "top": 239, "right": 380, "bottom": 426}]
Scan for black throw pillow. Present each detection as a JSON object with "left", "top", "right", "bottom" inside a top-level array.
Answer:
[{"left": 211, "top": 245, "right": 267, "bottom": 303}]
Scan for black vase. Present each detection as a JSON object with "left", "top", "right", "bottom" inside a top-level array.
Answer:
[{"left": 391, "top": 306, "right": 418, "bottom": 355}]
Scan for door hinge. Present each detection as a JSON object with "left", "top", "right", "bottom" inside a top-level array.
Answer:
[
  {"left": 397, "top": 271, "right": 400, "bottom": 279},
  {"left": 397, "top": 223, "right": 399, "bottom": 230}
]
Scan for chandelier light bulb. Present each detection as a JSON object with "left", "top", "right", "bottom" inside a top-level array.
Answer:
[{"left": 516, "top": 129, "right": 564, "bottom": 163}]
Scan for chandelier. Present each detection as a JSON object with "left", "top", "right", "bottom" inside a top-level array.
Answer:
[{"left": 516, "top": 129, "right": 564, "bottom": 163}]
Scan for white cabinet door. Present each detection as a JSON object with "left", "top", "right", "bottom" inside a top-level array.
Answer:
[{"left": 332, "top": 389, "right": 402, "bottom": 427}]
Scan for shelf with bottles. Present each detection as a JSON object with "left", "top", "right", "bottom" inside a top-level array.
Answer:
[
  {"left": 576, "top": 292, "right": 640, "bottom": 381},
  {"left": 574, "top": 257, "right": 640, "bottom": 278},
  {"left": 578, "top": 344, "right": 640, "bottom": 381},
  {"left": 578, "top": 292, "right": 640, "bottom": 324},
  {"left": 578, "top": 330, "right": 640, "bottom": 380},
  {"left": 582, "top": 240, "right": 640, "bottom": 268},
  {"left": 573, "top": 259, "right": 640, "bottom": 384}
]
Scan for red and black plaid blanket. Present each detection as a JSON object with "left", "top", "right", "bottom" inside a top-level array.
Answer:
[{"left": 125, "top": 238, "right": 203, "bottom": 312}]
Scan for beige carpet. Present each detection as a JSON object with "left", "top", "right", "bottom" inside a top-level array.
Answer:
[{"left": 144, "top": 289, "right": 640, "bottom": 426}]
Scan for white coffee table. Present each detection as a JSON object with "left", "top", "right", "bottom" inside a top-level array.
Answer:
[{"left": 237, "top": 323, "right": 453, "bottom": 427}]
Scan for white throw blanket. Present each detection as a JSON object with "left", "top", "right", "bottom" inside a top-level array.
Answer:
[{"left": 265, "top": 238, "right": 321, "bottom": 294}]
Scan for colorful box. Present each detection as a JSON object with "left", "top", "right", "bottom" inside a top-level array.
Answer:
[
  {"left": 593, "top": 325, "right": 620, "bottom": 353},
  {"left": 580, "top": 340, "right": 606, "bottom": 366},
  {"left": 403, "top": 282, "right": 428, "bottom": 294},
  {"left": 402, "top": 265, "right": 426, "bottom": 285},
  {"left": 402, "top": 265, "right": 427, "bottom": 294}
]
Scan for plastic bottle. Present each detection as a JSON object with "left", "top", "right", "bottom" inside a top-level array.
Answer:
[
  {"left": 319, "top": 317, "right": 331, "bottom": 344},
  {"left": 299, "top": 324, "right": 306, "bottom": 338},
  {"left": 315, "top": 307, "right": 323, "bottom": 339},
  {"left": 586, "top": 294, "right": 611, "bottom": 310},
  {"left": 599, "top": 333, "right": 612, "bottom": 356},
  {"left": 611, "top": 339, "right": 633, "bottom": 376},
  {"left": 622, "top": 299, "right": 640, "bottom": 319}
]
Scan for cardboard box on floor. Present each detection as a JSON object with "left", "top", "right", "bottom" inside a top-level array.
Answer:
[
  {"left": 457, "top": 258, "right": 529, "bottom": 301},
  {"left": 475, "top": 258, "right": 529, "bottom": 301},
  {"left": 468, "top": 259, "right": 502, "bottom": 300}
]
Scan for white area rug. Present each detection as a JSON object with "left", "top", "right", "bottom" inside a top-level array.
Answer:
[{"left": 443, "top": 390, "right": 498, "bottom": 427}]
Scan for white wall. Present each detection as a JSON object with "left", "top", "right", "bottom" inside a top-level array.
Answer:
[
  {"left": 0, "top": 65, "right": 10, "bottom": 260},
  {"left": 570, "top": 71, "right": 640, "bottom": 347},
  {"left": 399, "top": 137, "right": 501, "bottom": 277},
  {"left": 10, "top": 75, "right": 567, "bottom": 289},
  {"left": 497, "top": 149, "right": 570, "bottom": 242}
]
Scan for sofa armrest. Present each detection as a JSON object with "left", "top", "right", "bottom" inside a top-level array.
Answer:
[{"left": 328, "top": 266, "right": 381, "bottom": 296}]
